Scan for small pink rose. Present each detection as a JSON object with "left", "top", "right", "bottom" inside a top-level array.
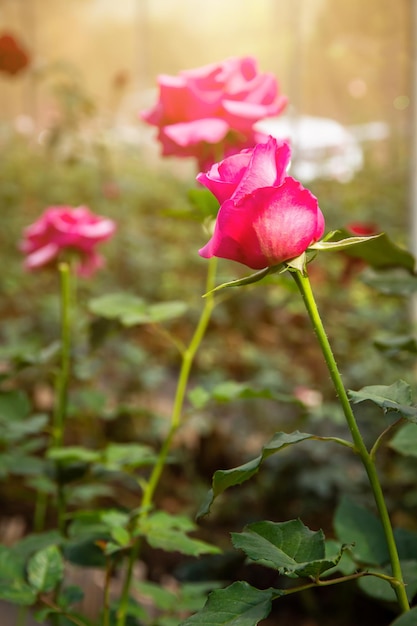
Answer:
[
  {"left": 20, "top": 205, "right": 116, "bottom": 277},
  {"left": 141, "top": 57, "right": 287, "bottom": 169},
  {"left": 198, "top": 136, "right": 325, "bottom": 269}
]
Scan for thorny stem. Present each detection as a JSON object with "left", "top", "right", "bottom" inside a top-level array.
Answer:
[
  {"left": 116, "top": 258, "right": 218, "bottom": 626},
  {"left": 53, "top": 263, "right": 73, "bottom": 537},
  {"left": 281, "top": 570, "right": 397, "bottom": 598},
  {"left": 291, "top": 268, "right": 410, "bottom": 614}
]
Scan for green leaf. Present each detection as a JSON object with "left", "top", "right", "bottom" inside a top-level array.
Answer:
[
  {"left": 0, "top": 581, "right": 37, "bottom": 606},
  {"left": 47, "top": 446, "right": 100, "bottom": 464},
  {"left": 374, "top": 335, "right": 417, "bottom": 355},
  {"left": 358, "top": 560, "right": 417, "bottom": 603},
  {"left": 0, "top": 414, "right": 48, "bottom": 444},
  {"left": 138, "top": 512, "right": 221, "bottom": 557},
  {"left": 27, "top": 545, "right": 64, "bottom": 592},
  {"left": 134, "top": 580, "right": 177, "bottom": 611},
  {"left": 231, "top": 520, "right": 344, "bottom": 578},
  {"left": 111, "top": 526, "right": 131, "bottom": 547},
  {"left": 391, "top": 606, "right": 417, "bottom": 625},
  {"left": 101, "top": 442, "right": 158, "bottom": 471},
  {"left": 334, "top": 497, "right": 389, "bottom": 566},
  {"left": 64, "top": 537, "right": 107, "bottom": 568},
  {"left": 179, "top": 581, "right": 280, "bottom": 626},
  {"left": 59, "top": 584, "right": 85, "bottom": 608},
  {"left": 188, "top": 382, "right": 295, "bottom": 409},
  {"left": 323, "top": 230, "right": 415, "bottom": 272},
  {"left": 14, "top": 531, "right": 63, "bottom": 560},
  {"left": 310, "top": 234, "right": 382, "bottom": 252},
  {"left": 362, "top": 271, "right": 417, "bottom": 296},
  {"left": 188, "top": 188, "right": 220, "bottom": 219},
  {"left": 323, "top": 539, "right": 357, "bottom": 576},
  {"left": 88, "top": 293, "right": 187, "bottom": 326},
  {"left": 198, "top": 431, "right": 315, "bottom": 518},
  {"left": 390, "top": 422, "right": 417, "bottom": 456},
  {"left": 123, "top": 301, "right": 188, "bottom": 326},
  {"left": 349, "top": 380, "right": 417, "bottom": 420},
  {"left": 0, "top": 389, "right": 30, "bottom": 421}
]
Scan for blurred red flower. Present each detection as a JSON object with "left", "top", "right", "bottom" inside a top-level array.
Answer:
[{"left": 0, "top": 32, "right": 30, "bottom": 76}]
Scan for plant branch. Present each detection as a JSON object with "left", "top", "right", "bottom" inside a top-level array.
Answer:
[
  {"left": 116, "top": 257, "right": 218, "bottom": 626},
  {"left": 291, "top": 268, "right": 410, "bottom": 614}
]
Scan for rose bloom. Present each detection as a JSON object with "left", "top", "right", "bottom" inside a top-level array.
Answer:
[
  {"left": 0, "top": 33, "right": 30, "bottom": 76},
  {"left": 20, "top": 206, "right": 116, "bottom": 277},
  {"left": 198, "top": 136, "right": 325, "bottom": 269},
  {"left": 141, "top": 56, "right": 287, "bottom": 170}
]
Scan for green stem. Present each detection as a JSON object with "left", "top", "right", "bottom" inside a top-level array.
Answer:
[
  {"left": 116, "top": 258, "right": 218, "bottom": 626},
  {"left": 16, "top": 606, "right": 28, "bottom": 626},
  {"left": 53, "top": 263, "right": 72, "bottom": 448},
  {"left": 53, "top": 262, "right": 73, "bottom": 538},
  {"left": 32, "top": 489, "right": 49, "bottom": 540},
  {"left": 102, "top": 557, "right": 113, "bottom": 626},
  {"left": 291, "top": 268, "right": 409, "bottom": 613}
]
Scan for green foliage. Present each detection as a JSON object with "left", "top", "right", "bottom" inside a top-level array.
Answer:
[
  {"left": 198, "top": 431, "right": 323, "bottom": 517},
  {"left": 0, "top": 112, "right": 415, "bottom": 626},
  {"left": 390, "top": 422, "right": 417, "bottom": 456},
  {"left": 89, "top": 293, "right": 188, "bottom": 326},
  {"left": 349, "top": 380, "right": 417, "bottom": 420},
  {"left": 231, "top": 519, "right": 345, "bottom": 578},
  {"left": 391, "top": 607, "right": 417, "bottom": 625},
  {"left": 136, "top": 512, "right": 221, "bottom": 556},
  {"left": 179, "top": 581, "right": 281, "bottom": 626},
  {"left": 27, "top": 544, "right": 64, "bottom": 592},
  {"left": 324, "top": 230, "right": 415, "bottom": 272}
]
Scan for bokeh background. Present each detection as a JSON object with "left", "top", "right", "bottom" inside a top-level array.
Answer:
[{"left": 1, "top": 2, "right": 417, "bottom": 625}]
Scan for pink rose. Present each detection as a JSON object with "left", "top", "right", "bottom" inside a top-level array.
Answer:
[
  {"left": 20, "top": 205, "right": 116, "bottom": 277},
  {"left": 198, "top": 137, "right": 325, "bottom": 269},
  {"left": 141, "top": 57, "right": 287, "bottom": 169}
]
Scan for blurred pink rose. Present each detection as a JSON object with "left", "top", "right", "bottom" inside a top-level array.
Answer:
[
  {"left": 20, "top": 206, "right": 116, "bottom": 277},
  {"left": 141, "top": 56, "right": 287, "bottom": 169},
  {"left": 198, "top": 136, "right": 324, "bottom": 269}
]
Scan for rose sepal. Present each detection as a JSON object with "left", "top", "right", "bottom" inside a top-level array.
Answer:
[
  {"left": 309, "top": 232, "right": 382, "bottom": 252},
  {"left": 202, "top": 265, "right": 281, "bottom": 297}
]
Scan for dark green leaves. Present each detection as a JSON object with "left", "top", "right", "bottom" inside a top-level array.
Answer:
[
  {"left": 198, "top": 431, "right": 315, "bottom": 517},
  {"left": 319, "top": 230, "right": 415, "bottom": 273},
  {"left": 179, "top": 581, "right": 280, "bottom": 626},
  {"left": 88, "top": 293, "right": 187, "bottom": 326},
  {"left": 231, "top": 520, "right": 345, "bottom": 578},
  {"left": 0, "top": 543, "right": 64, "bottom": 606},
  {"left": 137, "top": 512, "right": 221, "bottom": 557},
  {"left": 349, "top": 380, "right": 417, "bottom": 421},
  {"left": 334, "top": 497, "right": 417, "bottom": 567},
  {"left": 391, "top": 607, "right": 417, "bottom": 625},
  {"left": 334, "top": 497, "right": 389, "bottom": 565},
  {"left": 390, "top": 422, "right": 417, "bottom": 456}
]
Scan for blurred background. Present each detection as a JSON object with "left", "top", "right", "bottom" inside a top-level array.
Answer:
[
  {"left": 0, "top": 0, "right": 412, "bottom": 175},
  {"left": 1, "top": 2, "right": 417, "bottom": 625}
]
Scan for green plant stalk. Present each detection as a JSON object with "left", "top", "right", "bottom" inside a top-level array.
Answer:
[
  {"left": 53, "top": 262, "right": 73, "bottom": 538},
  {"left": 53, "top": 262, "right": 72, "bottom": 448},
  {"left": 291, "top": 268, "right": 410, "bottom": 613},
  {"left": 116, "top": 257, "right": 218, "bottom": 626}
]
